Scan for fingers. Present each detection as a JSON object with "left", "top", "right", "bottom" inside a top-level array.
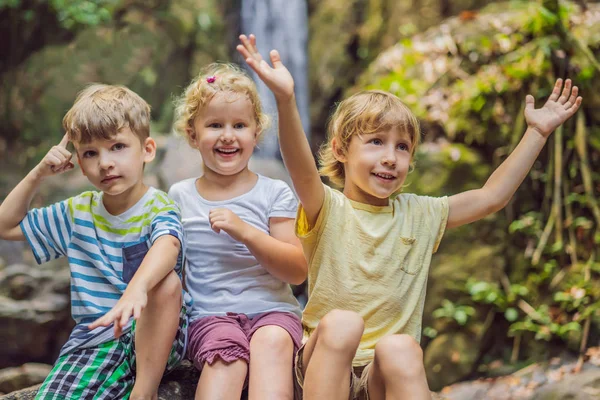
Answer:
[
  {"left": 236, "top": 44, "right": 252, "bottom": 60},
  {"left": 58, "top": 133, "right": 70, "bottom": 148},
  {"left": 209, "top": 208, "right": 232, "bottom": 234},
  {"left": 51, "top": 162, "right": 75, "bottom": 174},
  {"left": 525, "top": 94, "right": 535, "bottom": 110},
  {"left": 558, "top": 79, "right": 572, "bottom": 104},
  {"left": 133, "top": 304, "right": 143, "bottom": 320},
  {"left": 566, "top": 95, "right": 583, "bottom": 115},
  {"left": 114, "top": 321, "right": 123, "bottom": 338},
  {"left": 564, "top": 85, "right": 579, "bottom": 108},
  {"left": 548, "top": 78, "right": 563, "bottom": 102},
  {"left": 210, "top": 222, "right": 221, "bottom": 234},
  {"left": 120, "top": 306, "right": 132, "bottom": 329},
  {"left": 88, "top": 312, "right": 112, "bottom": 330},
  {"left": 209, "top": 211, "right": 224, "bottom": 233},
  {"left": 46, "top": 143, "right": 74, "bottom": 174},
  {"left": 249, "top": 34, "right": 258, "bottom": 52},
  {"left": 239, "top": 34, "right": 262, "bottom": 61},
  {"left": 270, "top": 50, "right": 283, "bottom": 69}
]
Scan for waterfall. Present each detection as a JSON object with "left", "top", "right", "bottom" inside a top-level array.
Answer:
[{"left": 241, "top": 0, "right": 310, "bottom": 160}]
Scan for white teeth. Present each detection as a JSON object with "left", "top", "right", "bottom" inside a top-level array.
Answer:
[
  {"left": 375, "top": 173, "right": 394, "bottom": 179},
  {"left": 217, "top": 148, "right": 238, "bottom": 153}
]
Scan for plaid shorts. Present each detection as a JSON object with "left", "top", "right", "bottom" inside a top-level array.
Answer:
[{"left": 35, "top": 305, "right": 188, "bottom": 400}]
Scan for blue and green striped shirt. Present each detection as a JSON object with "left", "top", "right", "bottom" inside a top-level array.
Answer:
[{"left": 20, "top": 187, "right": 189, "bottom": 355}]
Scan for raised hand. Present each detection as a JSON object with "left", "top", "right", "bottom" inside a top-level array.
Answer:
[
  {"left": 35, "top": 134, "right": 75, "bottom": 178},
  {"left": 88, "top": 285, "right": 148, "bottom": 338},
  {"left": 236, "top": 34, "right": 295, "bottom": 101},
  {"left": 209, "top": 208, "right": 250, "bottom": 243},
  {"left": 525, "top": 78, "right": 583, "bottom": 138}
]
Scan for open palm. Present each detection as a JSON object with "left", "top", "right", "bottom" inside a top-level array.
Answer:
[
  {"left": 524, "top": 78, "right": 582, "bottom": 138},
  {"left": 236, "top": 34, "right": 295, "bottom": 100}
]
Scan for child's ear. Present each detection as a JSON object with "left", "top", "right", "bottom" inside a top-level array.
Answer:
[
  {"left": 332, "top": 138, "right": 347, "bottom": 163},
  {"left": 254, "top": 128, "right": 261, "bottom": 145},
  {"left": 143, "top": 137, "right": 157, "bottom": 163},
  {"left": 186, "top": 128, "right": 197, "bottom": 148}
]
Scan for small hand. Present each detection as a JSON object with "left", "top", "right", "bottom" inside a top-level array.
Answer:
[
  {"left": 525, "top": 78, "right": 583, "bottom": 138},
  {"left": 35, "top": 134, "right": 75, "bottom": 178},
  {"left": 236, "top": 34, "right": 295, "bottom": 101},
  {"left": 209, "top": 208, "right": 250, "bottom": 242},
  {"left": 88, "top": 286, "right": 148, "bottom": 338}
]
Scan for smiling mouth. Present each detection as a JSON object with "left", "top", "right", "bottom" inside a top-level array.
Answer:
[
  {"left": 215, "top": 148, "right": 240, "bottom": 156},
  {"left": 372, "top": 172, "right": 396, "bottom": 181}
]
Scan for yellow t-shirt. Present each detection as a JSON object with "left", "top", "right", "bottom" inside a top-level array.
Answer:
[{"left": 296, "top": 184, "right": 449, "bottom": 366}]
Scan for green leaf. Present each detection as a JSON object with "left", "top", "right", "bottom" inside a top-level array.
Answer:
[{"left": 505, "top": 308, "right": 519, "bottom": 322}]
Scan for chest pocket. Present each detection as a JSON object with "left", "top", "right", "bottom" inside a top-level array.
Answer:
[
  {"left": 398, "top": 236, "right": 419, "bottom": 275},
  {"left": 122, "top": 242, "right": 149, "bottom": 283}
]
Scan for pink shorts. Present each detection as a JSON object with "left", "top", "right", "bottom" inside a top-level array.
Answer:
[{"left": 187, "top": 311, "right": 303, "bottom": 371}]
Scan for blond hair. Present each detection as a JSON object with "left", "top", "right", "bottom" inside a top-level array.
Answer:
[
  {"left": 173, "top": 63, "right": 269, "bottom": 147},
  {"left": 318, "top": 90, "right": 421, "bottom": 188},
  {"left": 63, "top": 84, "right": 151, "bottom": 144}
]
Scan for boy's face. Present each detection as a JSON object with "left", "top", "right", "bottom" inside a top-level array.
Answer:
[
  {"left": 188, "top": 92, "right": 258, "bottom": 177},
  {"left": 74, "top": 128, "right": 155, "bottom": 200},
  {"left": 336, "top": 126, "right": 412, "bottom": 206}
]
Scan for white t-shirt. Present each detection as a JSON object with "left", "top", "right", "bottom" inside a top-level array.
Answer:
[{"left": 168, "top": 174, "right": 302, "bottom": 322}]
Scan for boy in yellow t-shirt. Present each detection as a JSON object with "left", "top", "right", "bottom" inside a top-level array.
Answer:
[{"left": 238, "top": 34, "right": 582, "bottom": 400}]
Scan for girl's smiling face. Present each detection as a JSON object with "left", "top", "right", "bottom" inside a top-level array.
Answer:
[{"left": 189, "top": 92, "right": 259, "bottom": 178}]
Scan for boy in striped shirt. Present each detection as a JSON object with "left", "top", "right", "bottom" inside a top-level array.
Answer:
[{"left": 0, "top": 84, "right": 190, "bottom": 400}]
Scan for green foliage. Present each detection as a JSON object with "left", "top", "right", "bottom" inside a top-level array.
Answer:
[
  {"left": 364, "top": 0, "right": 600, "bottom": 364},
  {"left": 433, "top": 300, "right": 476, "bottom": 326},
  {"left": 0, "top": 0, "right": 117, "bottom": 30},
  {"left": 50, "top": 0, "right": 117, "bottom": 30}
]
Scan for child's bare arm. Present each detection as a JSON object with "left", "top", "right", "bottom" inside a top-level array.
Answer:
[
  {"left": 0, "top": 134, "right": 74, "bottom": 240},
  {"left": 209, "top": 208, "right": 307, "bottom": 284},
  {"left": 88, "top": 234, "right": 181, "bottom": 337},
  {"left": 447, "top": 79, "right": 582, "bottom": 229},
  {"left": 237, "top": 34, "right": 324, "bottom": 227}
]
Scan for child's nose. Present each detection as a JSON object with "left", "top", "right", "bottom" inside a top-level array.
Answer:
[
  {"left": 99, "top": 153, "right": 115, "bottom": 169},
  {"left": 381, "top": 149, "right": 396, "bottom": 166},
  {"left": 220, "top": 127, "right": 235, "bottom": 142}
]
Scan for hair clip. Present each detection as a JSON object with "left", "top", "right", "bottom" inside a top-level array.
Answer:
[{"left": 206, "top": 76, "right": 216, "bottom": 83}]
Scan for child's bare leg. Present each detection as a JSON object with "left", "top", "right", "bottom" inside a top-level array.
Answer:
[
  {"left": 248, "top": 325, "right": 295, "bottom": 400},
  {"left": 195, "top": 359, "right": 247, "bottom": 400},
  {"left": 367, "top": 334, "right": 431, "bottom": 400},
  {"left": 131, "top": 271, "right": 182, "bottom": 400},
  {"left": 302, "top": 309, "right": 364, "bottom": 400}
]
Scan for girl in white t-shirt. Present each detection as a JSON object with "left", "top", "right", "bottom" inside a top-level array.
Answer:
[{"left": 168, "top": 62, "right": 307, "bottom": 400}]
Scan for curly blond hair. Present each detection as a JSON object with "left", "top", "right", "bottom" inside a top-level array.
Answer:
[
  {"left": 63, "top": 84, "right": 151, "bottom": 144},
  {"left": 318, "top": 90, "right": 421, "bottom": 188},
  {"left": 173, "top": 63, "right": 269, "bottom": 147}
]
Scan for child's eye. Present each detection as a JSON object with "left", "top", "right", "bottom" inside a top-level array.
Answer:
[
  {"left": 208, "top": 123, "right": 222, "bottom": 128},
  {"left": 82, "top": 151, "right": 96, "bottom": 158},
  {"left": 234, "top": 123, "right": 246, "bottom": 129},
  {"left": 369, "top": 138, "right": 383, "bottom": 146},
  {"left": 112, "top": 143, "right": 126, "bottom": 151},
  {"left": 397, "top": 143, "right": 409, "bottom": 151}
]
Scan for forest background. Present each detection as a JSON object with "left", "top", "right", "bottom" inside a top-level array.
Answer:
[{"left": 1, "top": 0, "right": 600, "bottom": 395}]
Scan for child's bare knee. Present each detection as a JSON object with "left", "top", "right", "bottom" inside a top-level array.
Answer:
[
  {"left": 318, "top": 309, "right": 364, "bottom": 352},
  {"left": 375, "top": 334, "right": 424, "bottom": 378},
  {"left": 149, "top": 271, "right": 181, "bottom": 303},
  {"left": 251, "top": 325, "right": 293, "bottom": 352}
]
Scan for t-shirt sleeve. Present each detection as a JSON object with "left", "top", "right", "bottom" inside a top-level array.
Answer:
[
  {"left": 416, "top": 195, "right": 449, "bottom": 253},
  {"left": 295, "top": 183, "right": 332, "bottom": 240},
  {"left": 20, "top": 198, "right": 73, "bottom": 264},
  {"left": 269, "top": 181, "right": 298, "bottom": 219},
  {"left": 150, "top": 200, "right": 185, "bottom": 275}
]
